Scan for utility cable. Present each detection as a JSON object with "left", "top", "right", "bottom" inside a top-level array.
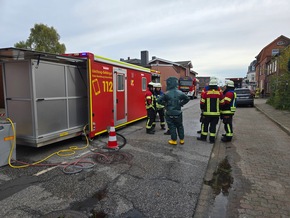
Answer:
[
  {"left": 6, "top": 118, "right": 89, "bottom": 169},
  {"left": 5, "top": 118, "right": 128, "bottom": 174}
]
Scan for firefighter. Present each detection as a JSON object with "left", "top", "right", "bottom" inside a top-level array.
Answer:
[
  {"left": 157, "top": 77, "right": 189, "bottom": 145},
  {"left": 197, "top": 78, "right": 224, "bottom": 143},
  {"left": 221, "top": 80, "right": 236, "bottom": 142},
  {"left": 197, "top": 77, "right": 221, "bottom": 134},
  {"left": 153, "top": 83, "right": 166, "bottom": 130},
  {"left": 145, "top": 82, "right": 156, "bottom": 134}
]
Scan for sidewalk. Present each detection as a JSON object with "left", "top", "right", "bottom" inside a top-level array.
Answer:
[
  {"left": 194, "top": 98, "right": 290, "bottom": 217},
  {"left": 254, "top": 98, "right": 290, "bottom": 136}
]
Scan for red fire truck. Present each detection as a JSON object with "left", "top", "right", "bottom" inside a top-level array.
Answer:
[
  {"left": 178, "top": 77, "right": 199, "bottom": 99},
  {"left": 65, "top": 52, "right": 158, "bottom": 139},
  {"left": 0, "top": 48, "right": 158, "bottom": 146}
]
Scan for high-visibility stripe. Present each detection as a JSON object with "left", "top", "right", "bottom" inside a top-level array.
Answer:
[
  {"left": 94, "top": 55, "right": 151, "bottom": 72},
  {"left": 221, "top": 110, "right": 234, "bottom": 114},
  {"left": 226, "top": 124, "right": 233, "bottom": 136},
  {"left": 201, "top": 123, "right": 208, "bottom": 136},
  {"left": 203, "top": 111, "right": 220, "bottom": 115}
]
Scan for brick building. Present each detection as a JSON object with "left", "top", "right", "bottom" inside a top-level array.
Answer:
[
  {"left": 121, "top": 51, "right": 196, "bottom": 91},
  {"left": 255, "top": 35, "right": 290, "bottom": 95}
]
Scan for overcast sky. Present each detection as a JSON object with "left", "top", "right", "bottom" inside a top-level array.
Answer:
[{"left": 1, "top": 0, "right": 290, "bottom": 82}]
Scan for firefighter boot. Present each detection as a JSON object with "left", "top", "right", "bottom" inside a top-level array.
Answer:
[
  {"left": 221, "top": 136, "right": 231, "bottom": 142},
  {"left": 197, "top": 135, "right": 206, "bottom": 141},
  {"left": 209, "top": 136, "right": 215, "bottom": 144},
  {"left": 164, "top": 129, "right": 170, "bottom": 135},
  {"left": 146, "top": 129, "right": 155, "bottom": 134},
  {"left": 168, "top": 140, "right": 177, "bottom": 145},
  {"left": 179, "top": 139, "right": 185, "bottom": 145}
]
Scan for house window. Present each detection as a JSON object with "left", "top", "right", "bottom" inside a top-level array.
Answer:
[
  {"left": 251, "top": 75, "right": 255, "bottom": 81},
  {"left": 274, "top": 60, "right": 277, "bottom": 72}
]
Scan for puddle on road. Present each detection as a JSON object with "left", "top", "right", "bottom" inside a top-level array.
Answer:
[
  {"left": 204, "top": 157, "right": 233, "bottom": 216},
  {"left": 69, "top": 187, "right": 109, "bottom": 217}
]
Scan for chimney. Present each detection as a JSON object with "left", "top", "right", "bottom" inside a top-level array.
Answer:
[{"left": 141, "top": 50, "right": 149, "bottom": 67}]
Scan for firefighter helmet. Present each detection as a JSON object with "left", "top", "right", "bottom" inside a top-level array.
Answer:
[
  {"left": 154, "top": 83, "right": 162, "bottom": 88},
  {"left": 226, "top": 80, "right": 235, "bottom": 87},
  {"left": 209, "top": 78, "right": 218, "bottom": 86},
  {"left": 148, "top": 82, "right": 155, "bottom": 87}
]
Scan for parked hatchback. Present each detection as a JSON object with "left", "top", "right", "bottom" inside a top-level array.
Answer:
[{"left": 235, "top": 88, "right": 254, "bottom": 107}]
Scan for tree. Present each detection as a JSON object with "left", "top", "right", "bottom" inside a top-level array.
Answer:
[
  {"left": 14, "top": 23, "right": 66, "bottom": 54},
  {"left": 268, "top": 46, "right": 290, "bottom": 110}
]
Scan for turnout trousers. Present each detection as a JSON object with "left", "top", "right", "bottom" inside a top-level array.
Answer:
[
  {"left": 155, "top": 108, "right": 166, "bottom": 129},
  {"left": 201, "top": 116, "right": 219, "bottom": 142},
  {"left": 165, "top": 113, "right": 184, "bottom": 141},
  {"left": 146, "top": 108, "right": 156, "bottom": 131},
  {"left": 222, "top": 115, "right": 234, "bottom": 141}
]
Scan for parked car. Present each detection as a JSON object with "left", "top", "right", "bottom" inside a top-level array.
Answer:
[{"left": 235, "top": 88, "right": 254, "bottom": 107}]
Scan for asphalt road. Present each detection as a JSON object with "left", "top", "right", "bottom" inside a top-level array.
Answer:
[{"left": 0, "top": 99, "right": 216, "bottom": 218}]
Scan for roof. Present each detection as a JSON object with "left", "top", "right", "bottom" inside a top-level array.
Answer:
[
  {"left": 149, "top": 57, "right": 185, "bottom": 68},
  {"left": 0, "top": 47, "right": 84, "bottom": 65},
  {"left": 175, "top": 61, "right": 193, "bottom": 69},
  {"left": 121, "top": 58, "right": 141, "bottom": 65},
  {"left": 255, "top": 35, "right": 290, "bottom": 64}
]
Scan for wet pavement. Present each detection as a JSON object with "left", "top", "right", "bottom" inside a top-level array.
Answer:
[
  {"left": 1, "top": 98, "right": 290, "bottom": 217},
  {"left": 0, "top": 99, "right": 212, "bottom": 218},
  {"left": 194, "top": 98, "right": 290, "bottom": 218}
]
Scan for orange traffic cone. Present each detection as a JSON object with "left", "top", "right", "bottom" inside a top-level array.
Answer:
[{"left": 107, "top": 120, "right": 118, "bottom": 149}]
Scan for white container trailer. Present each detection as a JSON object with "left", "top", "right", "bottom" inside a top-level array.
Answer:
[{"left": 0, "top": 48, "right": 88, "bottom": 147}]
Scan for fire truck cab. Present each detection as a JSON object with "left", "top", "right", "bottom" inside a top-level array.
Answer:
[{"left": 178, "top": 77, "right": 199, "bottom": 99}]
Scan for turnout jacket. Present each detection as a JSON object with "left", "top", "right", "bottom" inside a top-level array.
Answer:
[
  {"left": 221, "top": 89, "right": 236, "bottom": 115},
  {"left": 145, "top": 89, "right": 155, "bottom": 109},
  {"left": 200, "top": 86, "right": 224, "bottom": 116}
]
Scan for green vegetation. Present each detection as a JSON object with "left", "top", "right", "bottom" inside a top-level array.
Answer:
[
  {"left": 14, "top": 23, "right": 66, "bottom": 54},
  {"left": 268, "top": 46, "right": 290, "bottom": 111}
]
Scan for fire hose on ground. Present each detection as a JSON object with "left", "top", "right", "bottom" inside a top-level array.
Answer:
[{"left": 5, "top": 118, "right": 128, "bottom": 174}]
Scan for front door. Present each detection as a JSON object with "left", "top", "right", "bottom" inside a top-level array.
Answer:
[{"left": 113, "top": 67, "right": 127, "bottom": 125}]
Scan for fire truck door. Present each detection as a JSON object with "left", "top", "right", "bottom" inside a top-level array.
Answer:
[{"left": 113, "top": 68, "right": 127, "bottom": 125}]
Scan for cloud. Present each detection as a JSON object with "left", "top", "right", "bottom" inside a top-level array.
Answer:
[{"left": 1, "top": 0, "right": 290, "bottom": 82}]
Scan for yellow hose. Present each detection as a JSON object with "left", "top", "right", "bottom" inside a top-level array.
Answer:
[{"left": 6, "top": 118, "right": 89, "bottom": 169}]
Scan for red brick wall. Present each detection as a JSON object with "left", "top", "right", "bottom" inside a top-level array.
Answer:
[
  {"left": 151, "top": 65, "right": 185, "bottom": 92},
  {"left": 255, "top": 35, "right": 290, "bottom": 93}
]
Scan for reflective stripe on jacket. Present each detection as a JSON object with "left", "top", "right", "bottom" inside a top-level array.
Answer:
[
  {"left": 154, "top": 95, "right": 164, "bottom": 109},
  {"left": 200, "top": 88, "right": 224, "bottom": 116},
  {"left": 221, "top": 90, "right": 236, "bottom": 115},
  {"left": 145, "top": 90, "right": 154, "bottom": 109}
]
